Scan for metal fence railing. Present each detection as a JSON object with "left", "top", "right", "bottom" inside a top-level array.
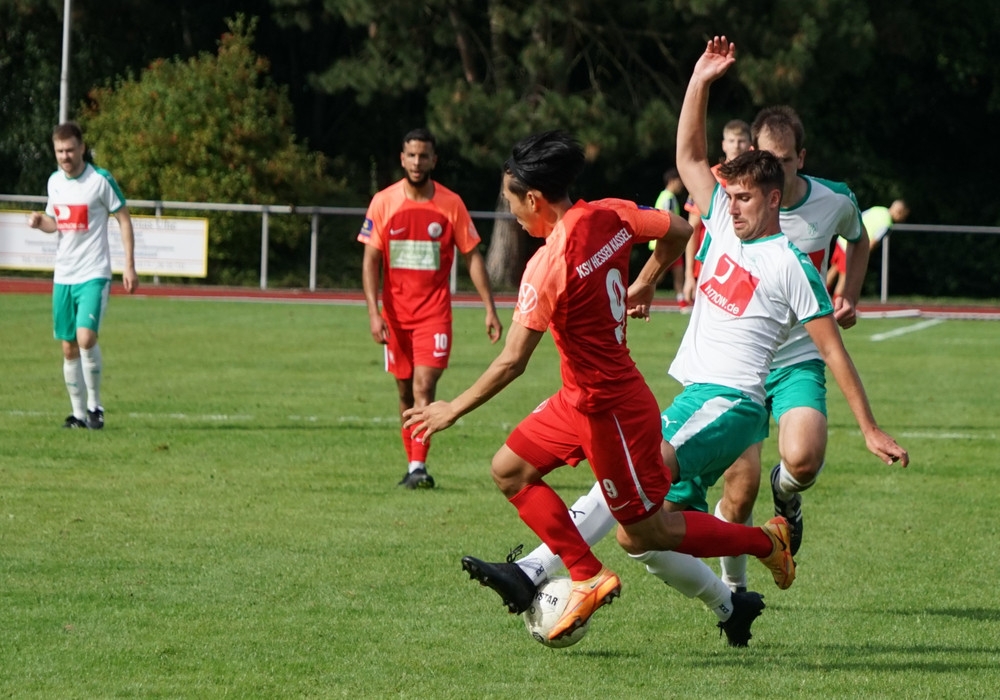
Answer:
[{"left": 4, "top": 194, "right": 999, "bottom": 300}]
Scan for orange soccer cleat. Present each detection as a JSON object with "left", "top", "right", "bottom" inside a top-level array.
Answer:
[
  {"left": 548, "top": 567, "right": 622, "bottom": 641},
  {"left": 758, "top": 516, "right": 796, "bottom": 590}
]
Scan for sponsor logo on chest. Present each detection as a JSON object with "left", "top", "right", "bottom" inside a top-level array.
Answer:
[
  {"left": 53, "top": 204, "right": 89, "bottom": 232},
  {"left": 700, "top": 253, "right": 759, "bottom": 316}
]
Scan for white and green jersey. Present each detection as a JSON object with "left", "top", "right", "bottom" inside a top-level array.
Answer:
[
  {"left": 771, "top": 175, "right": 862, "bottom": 368},
  {"left": 671, "top": 184, "right": 833, "bottom": 406},
  {"left": 45, "top": 163, "right": 126, "bottom": 284}
]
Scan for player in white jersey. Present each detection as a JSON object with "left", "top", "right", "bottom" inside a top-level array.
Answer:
[
  {"left": 28, "top": 122, "right": 138, "bottom": 430},
  {"left": 703, "top": 103, "right": 874, "bottom": 590},
  {"left": 459, "top": 37, "right": 908, "bottom": 648}
]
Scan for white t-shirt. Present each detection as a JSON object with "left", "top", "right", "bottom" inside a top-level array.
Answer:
[
  {"left": 770, "top": 175, "right": 862, "bottom": 368},
  {"left": 45, "top": 163, "right": 126, "bottom": 284},
  {"left": 670, "top": 185, "right": 833, "bottom": 406}
]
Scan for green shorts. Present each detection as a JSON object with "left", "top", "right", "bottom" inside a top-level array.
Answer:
[
  {"left": 53, "top": 279, "right": 110, "bottom": 341},
  {"left": 663, "top": 384, "right": 770, "bottom": 512},
  {"left": 765, "top": 359, "right": 827, "bottom": 422}
]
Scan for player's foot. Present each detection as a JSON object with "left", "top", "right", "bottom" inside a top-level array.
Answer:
[
  {"left": 548, "top": 567, "right": 621, "bottom": 641},
  {"left": 461, "top": 554, "right": 537, "bottom": 614},
  {"left": 63, "top": 415, "right": 87, "bottom": 429},
  {"left": 87, "top": 407, "right": 104, "bottom": 430},
  {"left": 758, "top": 516, "right": 796, "bottom": 590},
  {"left": 397, "top": 467, "right": 435, "bottom": 489},
  {"left": 770, "top": 464, "right": 803, "bottom": 555},
  {"left": 717, "top": 590, "right": 766, "bottom": 647}
]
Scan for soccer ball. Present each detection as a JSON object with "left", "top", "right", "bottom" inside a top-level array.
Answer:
[{"left": 523, "top": 576, "right": 590, "bottom": 648}]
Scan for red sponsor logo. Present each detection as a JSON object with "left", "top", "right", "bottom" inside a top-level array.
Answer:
[
  {"left": 699, "top": 253, "right": 759, "bottom": 316},
  {"left": 53, "top": 204, "right": 88, "bottom": 232}
]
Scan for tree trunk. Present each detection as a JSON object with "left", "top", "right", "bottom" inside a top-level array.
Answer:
[{"left": 485, "top": 191, "right": 526, "bottom": 291}]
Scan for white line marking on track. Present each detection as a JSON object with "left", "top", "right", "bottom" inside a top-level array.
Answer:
[{"left": 870, "top": 318, "right": 944, "bottom": 342}]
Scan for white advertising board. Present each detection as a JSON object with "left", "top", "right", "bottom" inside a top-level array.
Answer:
[{"left": 0, "top": 211, "right": 209, "bottom": 278}]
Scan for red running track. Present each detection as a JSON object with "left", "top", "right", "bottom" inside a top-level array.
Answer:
[{"left": 2, "top": 276, "right": 998, "bottom": 319}]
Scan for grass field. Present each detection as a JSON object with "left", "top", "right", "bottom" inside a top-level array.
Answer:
[{"left": 2, "top": 293, "right": 998, "bottom": 699}]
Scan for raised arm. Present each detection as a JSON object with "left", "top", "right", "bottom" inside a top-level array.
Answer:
[{"left": 677, "top": 36, "right": 736, "bottom": 217}]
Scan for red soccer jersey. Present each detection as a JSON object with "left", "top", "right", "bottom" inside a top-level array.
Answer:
[
  {"left": 513, "top": 199, "right": 672, "bottom": 411},
  {"left": 358, "top": 180, "right": 481, "bottom": 327}
]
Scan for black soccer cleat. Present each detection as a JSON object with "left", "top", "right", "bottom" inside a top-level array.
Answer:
[
  {"left": 717, "top": 590, "right": 766, "bottom": 647},
  {"left": 770, "top": 464, "right": 803, "bottom": 555},
  {"left": 461, "top": 553, "right": 538, "bottom": 614},
  {"left": 63, "top": 415, "right": 88, "bottom": 429},
  {"left": 397, "top": 467, "right": 435, "bottom": 489},
  {"left": 86, "top": 407, "right": 105, "bottom": 430}
]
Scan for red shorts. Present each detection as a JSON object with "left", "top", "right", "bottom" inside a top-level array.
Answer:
[
  {"left": 384, "top": 318, "right": 451, "bottom": 380},
  {"left": 505, "top": 387, "right": 669, "bottom": 525},
  {"left": 829, "top": 245, "right": 847, "bottom": 275}
]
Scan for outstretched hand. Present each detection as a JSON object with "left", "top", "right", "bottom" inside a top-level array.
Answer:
[
  {"left": 403, "top": 401, "right": 457, "bottom": 441},
  {"left": 693, "top": 36, "right": 736, "bottom": 85},
  {"left": 864, "top": 428, "right": 910, "bottom": 468}
]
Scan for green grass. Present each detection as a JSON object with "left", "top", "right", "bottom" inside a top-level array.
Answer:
[{"left": 1, "top": 293, "right": 998, "bottom": 698}]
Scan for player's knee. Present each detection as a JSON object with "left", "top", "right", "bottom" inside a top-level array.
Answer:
[
  {"left": 489, "top": 453, "right": 532, "bottom": 498},
  {"left": 616, "top": 525, "right": 643, "bottom": 555},
  {"left": 782, "top": 452, "right": 825, "bottom": 481}
]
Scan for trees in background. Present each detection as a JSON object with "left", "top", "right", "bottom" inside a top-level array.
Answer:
[
  {"left": 2, "top": 0, "right": 998, "bottom": 294},
  {"left": 83, "top": 16, "right": 344, "bottom": 284}
]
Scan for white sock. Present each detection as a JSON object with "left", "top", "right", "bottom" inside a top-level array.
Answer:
[
  {"left": 79, "top": 344, "right": 103, "bottom": 411},
  {"left": 630, "top": 549, "right": 735, "bottom": 622},
  {"left": 63, "top": 358, "right": 87, "bottom": 419},
  {"left": 715, "top": 500, "right": 751, "bottom": 592},
  {"left": 516, "top": 482, "right": 616, "bottom": 585},
  {"left": 775, "top": 460, "right": 819, "bottom": 500},
  {"left": 408, "top": 461, "right": 426, "bottom": 473}
]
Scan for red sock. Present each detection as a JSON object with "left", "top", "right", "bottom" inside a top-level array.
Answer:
[
  {"left": 674, "top": 511, "right": 772, "bottom": 558},
  {"left": 410, "top": 431, "right": 430, "bottom": 463},
  {"left": 509, "top": 483, "right": 603, "bottom": 580},
  {"left": 400, "top": 426, "right": 413, "bottom": 461}
]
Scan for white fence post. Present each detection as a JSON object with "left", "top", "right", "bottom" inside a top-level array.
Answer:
[{"left": 260, "top": 208, "right": 269, "bottom": 290}]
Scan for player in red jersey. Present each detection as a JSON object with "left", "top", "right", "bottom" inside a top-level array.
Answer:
[
  {"left": 359, "top": 128, "right": 503, "bottom": 489},
  {"left": 404, "top": 130, "right": 796, "bottom": 642}
]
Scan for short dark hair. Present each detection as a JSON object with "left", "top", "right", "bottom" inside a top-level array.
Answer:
[
  {"left": 663, "top": 167, "right": 679, "bottom": 185},
  {"left": 503, "top": 130, "right": 585, "bottom": 202},
  {"left": 52, "top": 121, "right": 84, "bottom": 143},
  {"left": 718, "top": 150, "right": 784, "bottom": 196},
  {"left": 402, "top": 128, "right": 436, "bottom": 150},
  {"left": 751, "top": 106, "right": 805, "bottom": 153}
]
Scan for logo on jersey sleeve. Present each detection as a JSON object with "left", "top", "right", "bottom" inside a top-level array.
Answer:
[
  {"left": 700, "top": 253, "right": 759, "bottom": 316},
  {"left": 517, "top": 282, "right": 539, "bottom": 314},
  {"left": 53, "top": 204, "right": 88, "bottom": 232},
  {"left": 359, "top": 217, "right": 374, "bottom": 242}
]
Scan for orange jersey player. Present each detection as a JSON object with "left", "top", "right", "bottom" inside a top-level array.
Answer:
[{"left": 359, "top": 128, "right": 502, "bottom": 489}]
